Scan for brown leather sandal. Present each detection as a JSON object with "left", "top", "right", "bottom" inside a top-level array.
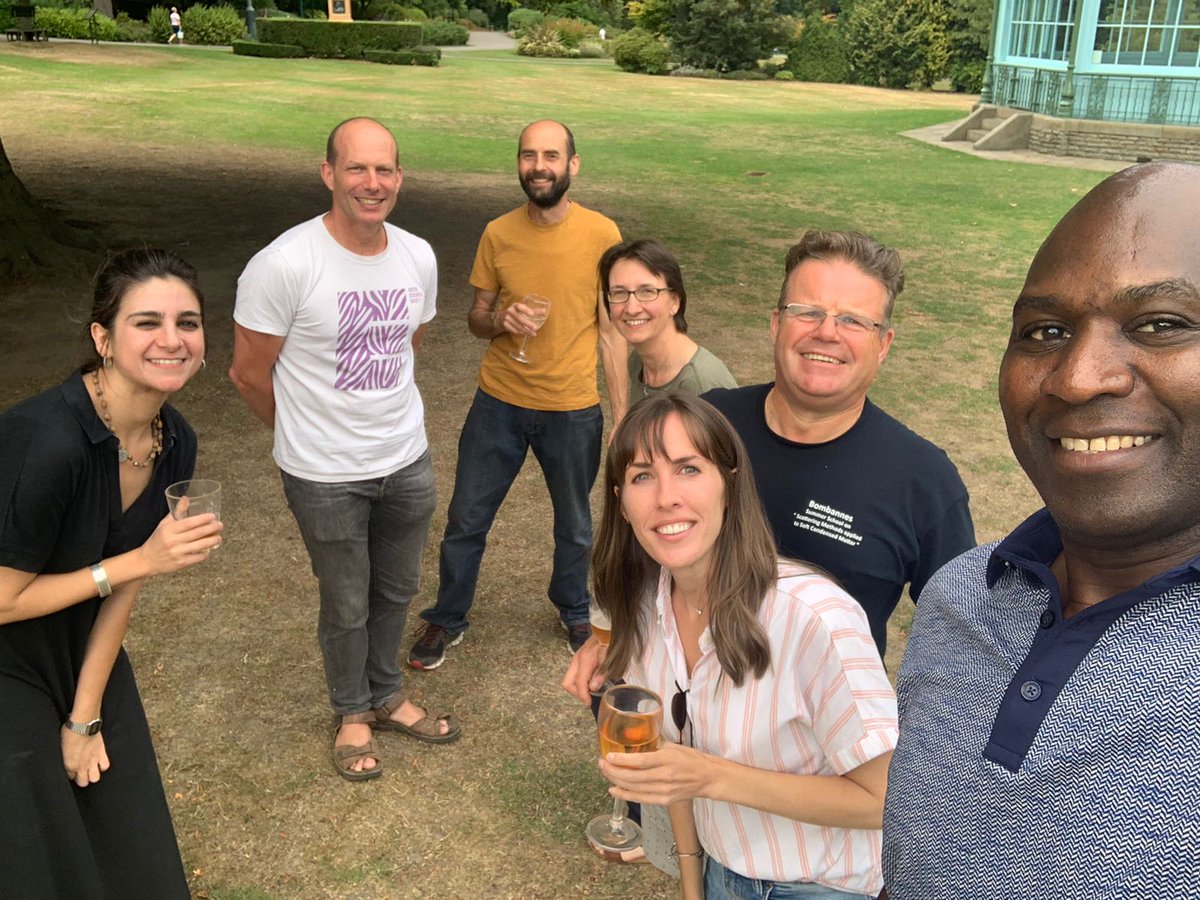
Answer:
[
  {"left": 371, "top": 694, "right": 462, "bottom": 744},
  {"left": 332, "top": 712, "right": 382, "bottom": 781}
]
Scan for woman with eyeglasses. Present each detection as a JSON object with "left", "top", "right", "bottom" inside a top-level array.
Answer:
[
  {"left": 0, "top": 248, "right": 222, "bottom": 896},
  {"left": 591, "top": 393, "right": 897, "bottom": 900},
  {"left": 599, "top": 239, "right": 737, "bottom": 403}
]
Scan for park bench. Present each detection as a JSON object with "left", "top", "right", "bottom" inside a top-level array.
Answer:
[{"left": 5, "top": 5, "right": 48, "bottom": 41}]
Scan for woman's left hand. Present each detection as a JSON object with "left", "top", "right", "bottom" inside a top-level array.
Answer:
[
  {"left": 61, "top": 727, "right": 111, "bottom": 787},
  {"left": 599, "top": 741, "right": 716, "bottom": 806}
]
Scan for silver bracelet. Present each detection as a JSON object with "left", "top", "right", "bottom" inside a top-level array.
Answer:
[
  {"left": 90, "top": 562, "right": 113, "bottom": 598},
  {"left": 670, "top": 844, "right": 705, "bottom": 861}
]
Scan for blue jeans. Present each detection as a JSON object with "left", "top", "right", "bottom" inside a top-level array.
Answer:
[
  {"left": 281, "top": 450, "right": 436, "bottom": 715},
  {"left": 422, "top": 389, "right": 602, "bottom": 634},
  {"left": 705, "top": 858, "right": 873, "bottom": 900}
]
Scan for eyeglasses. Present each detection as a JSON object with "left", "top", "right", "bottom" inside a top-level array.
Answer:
[
  {"left": 779, "top": 303, "right": 885, "bottom": 335},
  {"left": 607, "top": 287, "right": 671, "bottom": 305}
]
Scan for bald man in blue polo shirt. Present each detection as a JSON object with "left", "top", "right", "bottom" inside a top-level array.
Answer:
[{"left": 882, "top": 162, "right": 1200, "bottom": 898}]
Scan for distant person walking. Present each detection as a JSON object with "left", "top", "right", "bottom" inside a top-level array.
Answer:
[{"left": 168, "top": 7, "right": 183, "bottom": 44}]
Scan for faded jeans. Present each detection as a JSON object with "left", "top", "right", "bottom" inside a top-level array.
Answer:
[
  {"left": 422, "top": 389, "right": 602, "bottom": 635},
  {"left": 705, "top": 858, "right": 874, "bottom": 900},
  {"left": 281, "top": 450, "right": 436, "bottom": 715}
]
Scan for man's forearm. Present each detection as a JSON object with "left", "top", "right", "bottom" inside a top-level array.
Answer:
[
  {"left": 231, "top": 376, "right": 276, "bottom": 430},
  {"left": 467, "top": 306, "right": 503, "bottom": 340}
]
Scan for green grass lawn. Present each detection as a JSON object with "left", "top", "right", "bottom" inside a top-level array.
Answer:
[
  {"left": 3, "top": 34, "right": 1103, "bottom": 651},
  {"left": 0, "top": 42, "right": 1115, "bottom": 897}
]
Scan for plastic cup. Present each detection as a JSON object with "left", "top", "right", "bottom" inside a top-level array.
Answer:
[{"left": 165, "top": 478, "right": 221, "bottom": 521}]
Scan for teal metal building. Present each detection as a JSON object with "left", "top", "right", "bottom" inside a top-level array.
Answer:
[{"left": 983, "top": 0, "right": 1200, "bottom": 126}]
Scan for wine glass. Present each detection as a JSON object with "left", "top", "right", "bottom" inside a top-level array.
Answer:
[
  {"left": 587, "top": 602, "right": 614, "bottom": 717},
  {"left": 589, "top": 600, "right": 612, "bottom": 649},
  {"left": 586, "top": 684, "right": 663, "bottom": 856},
  {"left": 509, "top": 295, "right": 551, "bottom": 364}
]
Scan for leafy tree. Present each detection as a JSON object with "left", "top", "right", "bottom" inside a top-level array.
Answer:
[
  {"left": 630, "top": 0, "right": 785, "bottom": 71},
  {"left": 787, "top": 13, "right": 849, "bottom": 82},
  {"left": 945, "top": 0, "right": 993, "bottom": 92},
  {"left": 611, "top": 25, "right": 670, "bottom": 72},
  {"left": 675, "top": 0, "right": 782, "bottom": 70},
  {"left": 844, "top": 0, "right": 949, "bottom": 89}
]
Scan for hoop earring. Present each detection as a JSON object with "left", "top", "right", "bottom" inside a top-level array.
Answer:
[
  {"left": 200, "top": 358, "right": 207, "bottom": 370},
  {"left": 103, "top": 356, "right": 113, "bottom": 369}
]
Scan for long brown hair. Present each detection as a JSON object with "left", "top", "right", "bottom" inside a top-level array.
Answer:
[{"left": 593, "top": 394, "right": 775, "bottom": 687}]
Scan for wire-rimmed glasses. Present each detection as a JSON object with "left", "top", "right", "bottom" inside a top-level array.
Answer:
[{"left": 779, "top": 302, "right": 885, "bottom": 335}]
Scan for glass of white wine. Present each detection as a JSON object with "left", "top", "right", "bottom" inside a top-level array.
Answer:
[
  {"left": 586, "top": 684, "right": 663, "bottom": 855},
  {"left": 509, "top": 294, "right": 551, "bottom": 364},
  {"left": 590, "top": 600, "right": 612, "bottom": 648}
]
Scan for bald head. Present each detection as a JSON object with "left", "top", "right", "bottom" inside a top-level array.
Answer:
[
  {"left": 518, "top": 120, "right": 575, "bottom": 159},
  {"left": 326, "top": 117, "right": 399, "bottom": 169},
  {"left": 1026, "top": 162, "right": 1200, "bottom": 291},
  {"left": 999, "top": 161, "right": 1200, "bottom": 561}
]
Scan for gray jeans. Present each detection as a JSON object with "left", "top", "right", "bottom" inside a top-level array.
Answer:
[{"left": 281, "top": 450, "right": 436, "bottom": 715}]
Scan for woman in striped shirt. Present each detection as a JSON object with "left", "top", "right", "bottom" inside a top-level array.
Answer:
[{"left": 592, "top": 393, "right": 898, "bottom": 900}]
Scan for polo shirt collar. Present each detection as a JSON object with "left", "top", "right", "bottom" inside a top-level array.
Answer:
[
  {"left": 61, "top": 370, "right": 113, "bottom": 447},
  {"left": 59, "top": 369, "right": 180, "bottom": 453},
  {"left": 986, "top": 507, "right": 1200, "bottom": 599}
]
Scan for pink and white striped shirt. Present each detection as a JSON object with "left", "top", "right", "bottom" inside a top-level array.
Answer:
[{"left": 628, "top": 561, "right": 898, "bottom": 894}]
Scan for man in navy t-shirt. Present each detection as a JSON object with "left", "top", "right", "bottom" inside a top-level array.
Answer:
[{"left": 704, "top": 230, "right": 974, "bottom": 657}]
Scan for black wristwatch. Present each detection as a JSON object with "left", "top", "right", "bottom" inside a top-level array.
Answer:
[{"left": 64, "top": 717, "right": 102, "bottom": 736}]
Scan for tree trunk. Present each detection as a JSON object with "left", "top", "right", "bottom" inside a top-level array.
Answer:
[{"left": 0, "top": 133, "right": 95, "bottom": 281}]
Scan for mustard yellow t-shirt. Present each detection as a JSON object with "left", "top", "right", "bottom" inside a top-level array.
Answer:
[{"left": 470, "top": 201, "right": 621, "bottom": 411}]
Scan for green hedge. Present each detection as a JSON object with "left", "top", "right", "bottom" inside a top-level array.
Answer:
[
  {"left": 35, "top": 7, "right": 120, "bottom": 40},
  {"left": 180, "top": 4, "right": 247, "bottom": 45},
  {"left": 786, "top": 15, "right": 849, "bottom": 84},
  {"left": 232, "top": 38, "right": 304, "bottom": 56},
  {"left": 419, "top": 18, "right": 466, "bottom": 45},
  {"left": 258, "top": 18, "right": 421, "bottom": 55},
  {"left": 611, "top": 27, "right": 668, "bottom": 75},
  {"left": 363, "top": 45, "right": 440, "bottom": 64},
  {"left": 147, "top": 5, "right": 172, "bottom": 41},
  {"left": 506, "top": 7, "right": 541, "bottom": 35}
]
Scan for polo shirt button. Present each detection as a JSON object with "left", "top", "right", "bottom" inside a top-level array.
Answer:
[
  {"left": 1039, "top": 610, "right": 1055, "bottom": 629},
  {"left": 1020, "top": 680, "right": 1042, "bottom": 701}
]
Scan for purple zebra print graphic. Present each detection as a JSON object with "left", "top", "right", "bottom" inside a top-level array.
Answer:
[{"left": 335, "top": 287, "right": 422, "bottom": 391}]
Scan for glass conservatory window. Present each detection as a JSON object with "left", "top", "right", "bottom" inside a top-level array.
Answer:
[
  {"left": 1093, "top": 0, "right": 1200, "bottom": 66},
  {"left": 1009, "top": 0, "right": 1077, "bottom": 61}
]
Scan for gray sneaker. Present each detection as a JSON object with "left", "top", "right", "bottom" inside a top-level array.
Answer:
[{"left": 408, "top": 623, "right": 463, "bottom": 670}]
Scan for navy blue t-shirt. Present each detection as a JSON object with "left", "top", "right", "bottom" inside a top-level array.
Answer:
[{"left": 704, "top": 383, "right": 974, "bottom": 655}]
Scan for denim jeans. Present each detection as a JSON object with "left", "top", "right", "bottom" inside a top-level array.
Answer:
[
  {"left": 422, "top": 389, "right": 602, "bottom": 634},
  {"left": 281, "top": 450, "right": 436, "bottom": 715},
  {"left": 705, "top": 858, "right": 874, "bottom": 900}
]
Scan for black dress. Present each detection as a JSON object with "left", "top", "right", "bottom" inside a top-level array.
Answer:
[{"left": 0, "top": 373, "right": 195, "bottom": 899}]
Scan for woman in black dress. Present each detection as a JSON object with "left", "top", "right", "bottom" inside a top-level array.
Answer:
[{"left": 0, "top": 248, "right": 223, "bottom": 898}]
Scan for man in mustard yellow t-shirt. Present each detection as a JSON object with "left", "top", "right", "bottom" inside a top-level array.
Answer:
[{"left": 409, "top": 120, "right": 627, "bottom": 669}]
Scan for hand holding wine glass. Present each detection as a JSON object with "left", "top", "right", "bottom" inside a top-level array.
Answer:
[
  {"left": 586, "top": 684, "right": 662, "bottom": 855},
  {"left": 510, "top": 294, "right": 551, "bottom": 364}
]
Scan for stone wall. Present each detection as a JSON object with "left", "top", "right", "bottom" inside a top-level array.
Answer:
[{"left": 1023, "top": 112, "right": 1200, "bottom": 163}]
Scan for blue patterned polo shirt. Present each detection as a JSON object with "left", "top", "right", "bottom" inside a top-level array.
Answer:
[{"left": 882, "top": 508, "right": 1200, "bottom": 899}]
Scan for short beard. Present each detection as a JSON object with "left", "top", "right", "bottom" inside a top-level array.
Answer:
[{"left": 521, "top": 170, "right": 571, "bottom": 209}]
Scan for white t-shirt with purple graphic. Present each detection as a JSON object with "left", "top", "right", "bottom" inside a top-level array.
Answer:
[{"left": 235, "top": 215, "right": 437, "bottom": 482}]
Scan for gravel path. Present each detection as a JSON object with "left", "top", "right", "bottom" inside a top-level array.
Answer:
[{"left": 445, "top": 28, "right": 516, "bottom": 51}]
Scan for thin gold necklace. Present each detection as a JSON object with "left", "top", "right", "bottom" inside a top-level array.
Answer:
[{"left": 91, "top": 369, "right": 162, "bottom": 468}]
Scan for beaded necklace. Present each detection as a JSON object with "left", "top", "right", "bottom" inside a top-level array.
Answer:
[{"left": 91, "top": 369, "right": 162, "bottom": 468}]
